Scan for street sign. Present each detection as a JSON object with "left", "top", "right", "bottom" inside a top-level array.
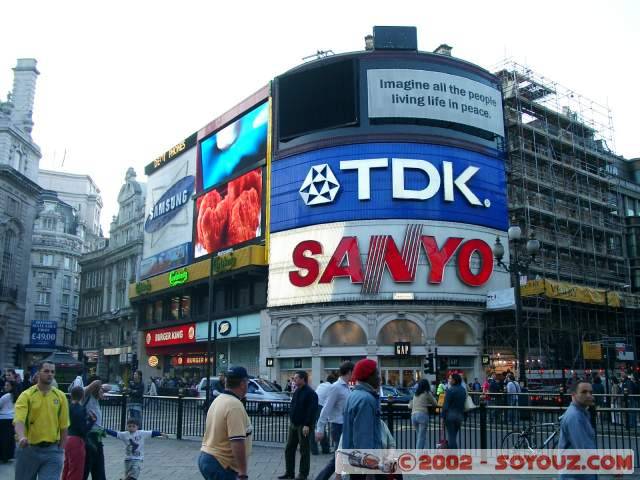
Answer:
[
  {"left": 482, "top": 354, "right": 490, "bottom": 366},
  {"left": 583, "top": 342, "right": 602, "bottom": 360},
  {"left": 266, "top": 357, "right": 274, "bottom": 367}
]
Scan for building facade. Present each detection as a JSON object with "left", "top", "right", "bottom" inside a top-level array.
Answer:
[
  {"left": 0, "top": 59, "right": 42, "bottom": 369},
  {"left": 24, "top": 191, "right": 82, "bottom": 365},
  {"left": 77, "top": 168, "right": 145, "bottom": 381}
]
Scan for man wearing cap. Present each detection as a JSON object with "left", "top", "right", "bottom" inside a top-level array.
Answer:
[
  {"left": 342, "top": 359, "right": 383, "bottom": 454},
  {"left": 279, "top": 371, "right": 318, "bottom": 480},
  {"left": 199, "top": 366, "right": 252, "bottom": 480}
]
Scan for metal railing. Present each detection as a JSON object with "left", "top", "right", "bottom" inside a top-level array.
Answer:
[{"left": 98, "top": 392, "right": 640, "bottom": 460}]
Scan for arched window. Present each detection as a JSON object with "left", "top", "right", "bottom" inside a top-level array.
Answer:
[
  {"left": 377, "top": 319, "right": 424, "bottom": 345},
  {"left": 321, "top": 320, "right": 367, "bottom": 346},
  {"left": 280, "top": 323, "right": 313, "bottom": 349},
  {"left": 0, "top": 230, "right": 17, "bottom": 289},
  {"left": 435, "top": 320, "right": 475, "bottom": 346}
]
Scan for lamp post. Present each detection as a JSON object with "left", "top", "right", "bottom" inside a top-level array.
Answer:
[{"left": 492, "top": 226, "right": 541, "bottom": 387}]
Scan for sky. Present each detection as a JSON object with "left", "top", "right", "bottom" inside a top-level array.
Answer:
[{"left": 1, "top": 1, "right": 638, "bottom": 235}]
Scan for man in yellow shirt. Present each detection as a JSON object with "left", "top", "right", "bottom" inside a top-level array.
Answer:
[
  {"left": 13, "top": 361, "right": 69, "bottom": 480},
  {"left": 199, "top": 366, "right": 252, "bottom": 480}
]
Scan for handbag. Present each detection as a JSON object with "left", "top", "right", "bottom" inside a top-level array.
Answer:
[{"left": 464, "top": 394, "right": 476, "bottom": 412}]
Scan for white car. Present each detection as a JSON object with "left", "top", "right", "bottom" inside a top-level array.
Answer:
[{"left": 197, "top": 377, "right": 290, "bottom": 415}]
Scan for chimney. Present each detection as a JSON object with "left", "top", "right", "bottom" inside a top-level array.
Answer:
[
  {"left": 11, "top": 58, "right": 39, "bottom": 134},
  {"left": 433, "top": 44, "right": 453, "bottom": 56},
  {"left": 364, "top": 34, "right": 374, "bottom": 51}
]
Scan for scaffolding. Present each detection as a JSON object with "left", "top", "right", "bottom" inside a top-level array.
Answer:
[{"left": 486, "top": 60, "right": 637, "bottom": 372}]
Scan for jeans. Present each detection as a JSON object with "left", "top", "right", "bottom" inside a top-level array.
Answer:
[
  {"left": 198, "top": 452, "right": 237, "bottom": 480},
  {"left": 314, "top": 423, "right": 343, "bottom": 480},
  {"left": 285, "top": 423, "right": 311, "bottom": 478},
  {"left": 411, "top": 412, "right": 429, "bottom": 450},
  {"left": 311, "top": 406, "right": 330, "bottom": 454},
  {"left": 445, "top": 418, "right": 462, "bottom": 450},
  {"left": 15, "top": 444, "right": 64, "bottom": 480}
]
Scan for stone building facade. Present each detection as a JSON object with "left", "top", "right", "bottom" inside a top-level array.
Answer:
[
  {"left": 0, "top": 59, "right": 42, "bottom": 368},
  {"left": 77, "top": 168, "right": 145, "bottom": 380}
]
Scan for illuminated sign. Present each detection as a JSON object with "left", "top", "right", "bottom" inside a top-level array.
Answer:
[
  {"left": 266, "top": 357, "right": 274, "bottom": 367},
  {"left": 482, "top": 355, "right": 490, "bottom": 366},
  {"left": 270, "top": 143, "right": 508, "bottom": 234},
  {"left": 168, "top": 268, "right": 189, "bottom": 287},
  {"left": 135, "top": 281, "right": 152, "bottom": 296},
  {"left": 212, "top": 253, "right": 237, "bottom": 274},
  {"left": 148, "top": 355, "right": 159, "bottom": 368},
  {"left": 395, "top": 342, "right": 411, "bottom": 357},
  {"left": 145, "top": 133, "right": 197, "bottom": 175},
  {"left": 145, "top": 324, "right": 196, "bottom": 347},
  {"left": 144, "top": 176, "right": 195, "bottom": 234},
  {"left": 289, "top": 225, "right": 494, "bottom": 293},
  {"left": 218, "top": 320, "right": 232, "bottom": 336}
]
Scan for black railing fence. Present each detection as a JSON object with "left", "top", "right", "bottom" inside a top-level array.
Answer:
[{"left": 99, "top": 392, "right": 640, "bottom": 460}]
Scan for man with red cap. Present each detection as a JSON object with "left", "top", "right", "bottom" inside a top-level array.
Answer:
[{"left": 341, "top": 359, "right": 383, "bottom": 475}]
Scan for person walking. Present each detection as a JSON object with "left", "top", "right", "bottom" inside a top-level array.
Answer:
[
  {"left": 199, "top": 366, "right": 252, "bottom": 480},
  {"left": 441, "top": 373, "right": 466, "bottom": 449},
  {"left": 314, "top": 361, "right": 354, "bottom": 480},
  {"left": 506, "top": 373, "right": 522, "bottom": 425},
  {"left": 558, "top": 381, "right": 596, "bottom": 480},
  {"left": 279, "top": 371, "right": 318, "bottom": 480},
  {"left": 127, "top": 370, "right": 145, "bottom": 428},
  {"left": 62, "top": 386, "right": 95, "bottom": 480},
  {"left": 409, "top": 378, "right": 436, "bottom": 450},
  {"left": 83, "top": 376, "right": 110, "bottom": 480},
  {"left": 611, "top": 377, "right": 622, "bottom": 424},
  {"left": 622, "top": 373, "right": 638, "bottom": 429},
  {"left": 311, "top": 375, "right": 335, "bottom": 455},
  {"left": 341, "top": 359, "right": 383, "bottom": 480},
  {"left": 13, "top": 361, "right": 70, "bottom": 480},
  {"left": 0, "top": 379, "right": 18, "bottom": 463}
]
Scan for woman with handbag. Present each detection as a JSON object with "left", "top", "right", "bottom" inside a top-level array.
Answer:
[
  {"left": 440, "top": 373, "right": 466, "bottom": 449},
  {"left": 409, "top": 379, "right": 436, "bottom": 450}
]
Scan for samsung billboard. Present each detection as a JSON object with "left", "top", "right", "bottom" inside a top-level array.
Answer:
[
  {"left": 270, "top": 142, "right": 508, "bottom": 233},
  {"left": 141, "top": 146, "right": 196, "bottom": 279}
]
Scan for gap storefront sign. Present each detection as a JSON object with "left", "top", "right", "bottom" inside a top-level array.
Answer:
[{"left": 268, "top": 142, "right": 509, "bottom": 306}]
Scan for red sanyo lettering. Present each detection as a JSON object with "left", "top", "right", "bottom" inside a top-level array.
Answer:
[{"left": 289, "top": 234, "right": 493, "bottom": 288}]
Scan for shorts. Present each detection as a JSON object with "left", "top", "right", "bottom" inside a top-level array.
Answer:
[{"left": 124, "top": 459, "right": 143, "bottom": 479}]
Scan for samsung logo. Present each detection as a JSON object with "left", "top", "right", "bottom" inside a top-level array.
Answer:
[{"left": 145, "top": 176, "right": 195, "bottom": 233}]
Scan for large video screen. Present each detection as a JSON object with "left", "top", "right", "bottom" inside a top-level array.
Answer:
[
  {"left": 198, "top": 102, "right": 268, "bottom": 192},
  {"left": 194, "top": 168, "right": 262, "bottom": 258}
]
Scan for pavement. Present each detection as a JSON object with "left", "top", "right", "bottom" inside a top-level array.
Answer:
[{"left": 1, "top": 438, "right": 638, "bottom": 479}]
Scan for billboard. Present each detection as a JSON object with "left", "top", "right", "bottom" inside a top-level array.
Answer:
[
  {"left": 194, "top": 168, "right": 263, "bottom": 258},
  {"left": 367, "top": 69, "right": 504, "bottom": 137},
  {"left": 145, "top": 323, "right": 196, "bottom": 348},
  {"left": 270, "top": 143, "right": 507, "bottom": 233},
  {"left": 268, "top": 220, "right": 509, "bottom": 307},
  {"left": 142, "top": 145, "right": 196, "bottom": 278},
  {"left": 30, "top": 320, "right": 57, "bottom": 347},
  {"left": 198, "top": 102, "right": 268, "bottom": 192}
]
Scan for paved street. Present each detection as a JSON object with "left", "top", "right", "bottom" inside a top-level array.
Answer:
[{"left": 1, "top": 437, "right": 637, "bottom": 479}]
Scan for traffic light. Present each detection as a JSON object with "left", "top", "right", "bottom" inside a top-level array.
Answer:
[{"left": 424, "top": 353, "right": 435, "bottom": 374}]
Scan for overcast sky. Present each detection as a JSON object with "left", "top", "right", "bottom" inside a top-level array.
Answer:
[{"left": 1, "top": 1, "right": 638, "bottom": 234}]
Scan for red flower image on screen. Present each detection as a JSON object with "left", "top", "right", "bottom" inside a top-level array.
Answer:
[{"left": 195, "top": 168, "right": 262, "bottom": 256}]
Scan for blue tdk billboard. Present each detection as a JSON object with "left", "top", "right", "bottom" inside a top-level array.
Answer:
[{"left": 270, "top": 142, "right": 508, "bottom": 233}]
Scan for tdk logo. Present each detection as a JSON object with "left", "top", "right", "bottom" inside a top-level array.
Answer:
[
  {"left": 299, "top": 158, "right": 490, "bottom": 208},
  {"left": 299, "top": 164, "right": 340, "bottom": 206}
]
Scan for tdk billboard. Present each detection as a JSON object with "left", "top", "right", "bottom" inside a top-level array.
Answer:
[{"left": 270, "top": 142, "right": 508, "bottom": 233}]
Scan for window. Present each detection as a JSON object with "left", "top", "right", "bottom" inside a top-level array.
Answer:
[
  {"left": 36, "top": 271, "right": 53, "bottom": 288},
  {"left": 43, "top": 217, "right": 56, "bottom": 231},
  {"left": 37, "top": 292, "right": 50, "bottom": 305},
  {"left": 62, "top": 294, "right": 70, "bottom": 306},
  {"left": 153, "top": 300, "right": 163, "bottom": 323},
  {"left": 61, "top": 312, "right": 69, "bottom": 326},
  {"left": 63, "top": 275, "right": 71, "bottom": 290},
  {"left": 74, "top": 276, "right": 79, "bottom": 290},
  {"left": 0, "top": 230, "right": 17, "bottom": 289},
  {"left": 74, "top": 296, "right": 79, "bottom": 309},
  {"left": 40, "top": 254, "right": 54, "bottom": 266},
  {"left": 34, "top": 310, "right": 49, "bottom": 321}
]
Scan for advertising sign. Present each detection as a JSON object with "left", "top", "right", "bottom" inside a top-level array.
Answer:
[
  {"left": 30, "top": 320, "right": 57, "bottom": 347},
  {"left": 142, "top": 145, "right": 196, "bottom": 276},
  {"left": 268, "top": 220, "right": 509, "bottom": 307},
  {"left": 270, "top": 143, "right": 507, "bottom": 233},
  {"left": 194, "top": 168, "right": 262, "bottom": 258},
  {"left": 198, "top": 102, "right": 268, "bottom": 192},
  {"left": 367, "top": 69, "right": 504, "bottom": 137},
  {"left": 145, "top": 323, "right": 196, "bottom": 348},
  {"left": 486, "top": 288, "right": 515, "bottom": 310}
]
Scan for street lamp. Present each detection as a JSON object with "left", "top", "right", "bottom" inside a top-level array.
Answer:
[{"left": 493, "top": 226, "right": 541, "bottom": 386}]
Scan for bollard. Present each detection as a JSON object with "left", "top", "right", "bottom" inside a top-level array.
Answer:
[
  {"left": 120, "top": 392, "right": 128, "bottom": 431},
  {"left": 479, "top": 398, "right": 488, "bottom": 450},
  {"left": 177, "top": 390, "right": 184, "bottom": 440}
]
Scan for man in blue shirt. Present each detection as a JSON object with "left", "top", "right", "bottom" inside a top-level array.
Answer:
[{"left": 559, "top": 381, "right": 596, "bottom": 480}]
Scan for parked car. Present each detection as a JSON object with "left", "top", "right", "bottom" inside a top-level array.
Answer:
[
  {"left": 197, "top": 376, "right": 290, "bottom": 415},
  {"left": 529, "top": 385, "right": 565, "bottom": 407},
  {"left": 380, "top": 385, "right": 412, "bottom": 404}
]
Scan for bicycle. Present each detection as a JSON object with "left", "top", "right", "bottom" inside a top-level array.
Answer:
[{"left": 501, "top": 417, "right": 562, "bottom": 452}]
